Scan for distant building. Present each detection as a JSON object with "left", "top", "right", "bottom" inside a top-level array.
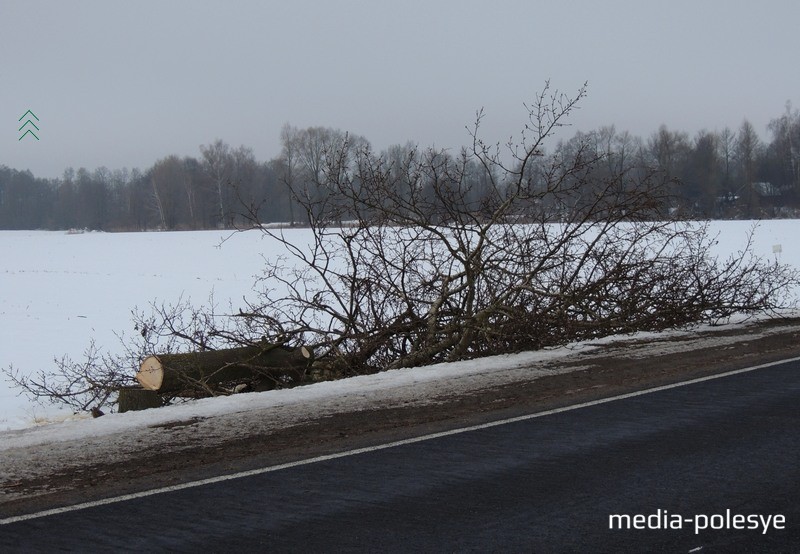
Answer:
[{"left": 715, "top": 182, "right": 791, "bottom": 218}]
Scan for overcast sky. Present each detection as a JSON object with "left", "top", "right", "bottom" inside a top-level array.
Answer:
[{"left": 2, "top": 0, "right": 800, "bottom": 179}]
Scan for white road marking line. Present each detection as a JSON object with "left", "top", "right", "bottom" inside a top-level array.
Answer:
[{"left": 3, "top": 355, "right": 799, "bottom": 525}]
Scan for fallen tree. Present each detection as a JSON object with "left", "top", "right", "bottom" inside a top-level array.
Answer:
[
  {"left": 117, "top": 386, "right": 163, "bottom": 413},
  {"left": 136, "top": 344, "right": 313, "bottom": 393},
  {"left": 4, "top": 83, "right": 799, "bottom": 414}
]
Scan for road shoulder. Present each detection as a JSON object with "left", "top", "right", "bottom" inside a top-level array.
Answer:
[{"left": 3, "top": 317, "right": 800, "bottom": 518}]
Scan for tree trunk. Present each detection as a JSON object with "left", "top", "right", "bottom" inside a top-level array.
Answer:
[
  {"left": 118, "top": 386, "right": 163, "bottom": 412},
  {"left": 136, "top": 344, "right": 313, "bottom": 393}
]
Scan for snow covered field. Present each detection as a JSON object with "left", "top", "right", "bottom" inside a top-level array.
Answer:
[{"left": 1, "top": 221, "right": 798, "bottom": 431}]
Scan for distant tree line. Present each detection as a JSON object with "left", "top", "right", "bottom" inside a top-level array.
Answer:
[{"left": 3, "top": 104, "right": 800, "bottom": 231}]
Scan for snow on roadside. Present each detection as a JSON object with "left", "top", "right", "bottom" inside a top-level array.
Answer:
[
  {"left": 1, "top": 313, "right": 796, "bottom": 453},
  {"left": 0, "top": 336, "right": 596, "bottom": 450}
]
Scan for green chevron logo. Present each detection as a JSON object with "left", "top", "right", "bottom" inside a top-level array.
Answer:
[{"left": 18, "top": 110, "right": 39, "bottom": 141}]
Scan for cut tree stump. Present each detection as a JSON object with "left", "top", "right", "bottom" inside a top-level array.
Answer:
[
  {"left": 118, "top": 386, "right": 163, "bottom": 413},
  {"left": 136, "top": 344, "right": 313, "bottom": 393}
]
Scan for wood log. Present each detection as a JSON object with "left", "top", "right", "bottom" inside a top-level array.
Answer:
[
  {"left": 118, "top": 386, "right": 163, "bottom": 412},
  {"left": 136, "top": 344, "right": 313, "bottom": 393}
]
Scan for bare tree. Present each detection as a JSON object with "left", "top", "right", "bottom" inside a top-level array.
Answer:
[
  {"left": 768, "top": 102, "right": 800, "bottom": 198},
  {"left": 200, "top": 139, "right": 233, "bottom": 227},
  {"left": 150, "top": 156, "right": 187, "bottom": 230},
  {"left": 278, "top": 126, "right": 370, "bottom": 224},
  {"left": 686, "top": 130, "right": 720, "bottom": 215},
  {"left": 736, "top": 119, "right": 762, "bottom": 217},
  {"left": 229, "top": 145, "right": 259, "bottom": 226},
  {"left": 717, "top": 127, "right": 736, "bottom": 182},
  {"left": 277, "top": 124, "right": 302, "bottom": 225}
]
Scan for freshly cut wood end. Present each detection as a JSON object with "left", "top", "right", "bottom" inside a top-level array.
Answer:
[
  {"left": 300, "top": 346, "right": 313, "bottom": 359},
  {"left": 137, "top": 355, "right": 165, "bottom": 391}
]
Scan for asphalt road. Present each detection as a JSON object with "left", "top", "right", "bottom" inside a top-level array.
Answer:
[{"left": 2, "top": 359, "right": 799, "bottom": 553}]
